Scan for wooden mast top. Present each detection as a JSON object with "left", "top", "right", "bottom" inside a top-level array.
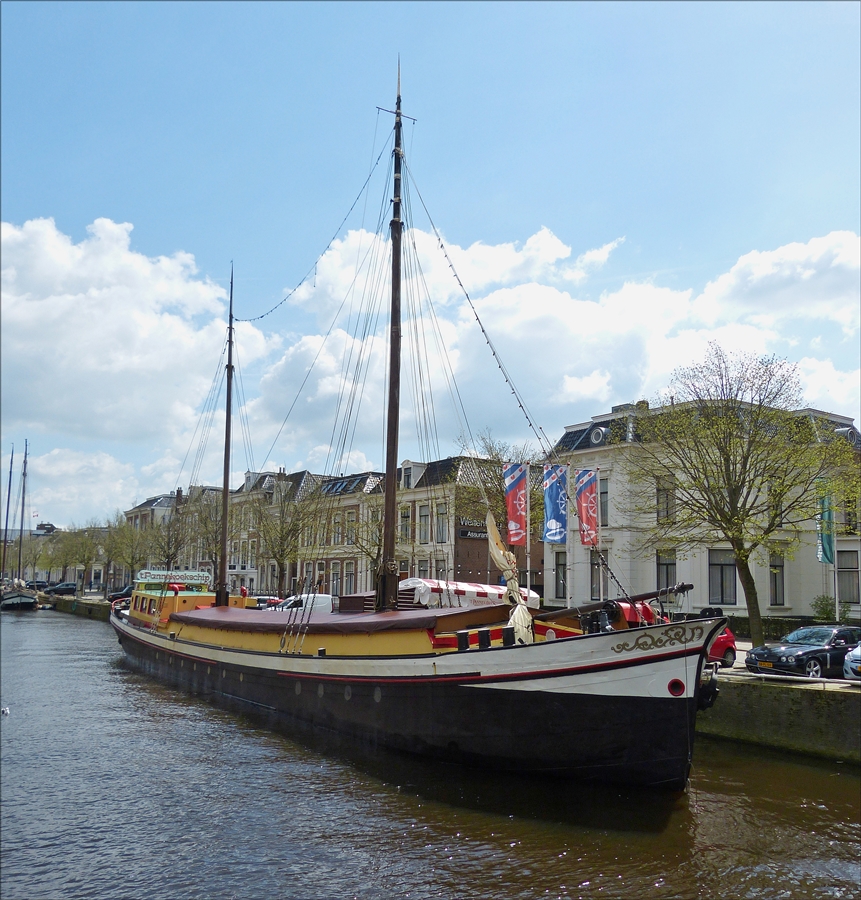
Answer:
[{"left": 378, "top": 70, "right": 404, "bottom": 611}]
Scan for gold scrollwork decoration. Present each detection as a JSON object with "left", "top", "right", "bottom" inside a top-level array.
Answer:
[{"left": 611, "top": 624, "right": 705, "bottom": 654}]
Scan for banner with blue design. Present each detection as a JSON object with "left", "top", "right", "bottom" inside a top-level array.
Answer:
[{"left": 543, "top": 464, "right": 568, "bottom": 544}]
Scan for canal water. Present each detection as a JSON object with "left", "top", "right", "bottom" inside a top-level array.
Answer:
[{"left": 1, "top": 611, "right": 858, "bottom": 900}]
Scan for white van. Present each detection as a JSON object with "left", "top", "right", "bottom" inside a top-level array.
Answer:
[{"left": 271, "top": 593, "right": 334, "bottom": 613}]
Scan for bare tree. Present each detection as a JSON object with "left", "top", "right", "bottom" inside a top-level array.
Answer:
[
  {"left": 621, "top": 343, "right": 860, "bottom": 648},
  {"left": 149, "top": 507, "right": 191, "bottom": 571},
  {"left": 251, "top": 476, "right": 315, "bottom": 598},
  {"left": 455, "top": 429, "right": 544, "bottom": 542}
]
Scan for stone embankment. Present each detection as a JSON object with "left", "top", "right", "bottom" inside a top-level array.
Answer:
[
  {"left": 697, "top": 669, "right": 861, "bottom": 765},
  {"left": 44, "top": 594, "right": 112, "bottom": 621}
]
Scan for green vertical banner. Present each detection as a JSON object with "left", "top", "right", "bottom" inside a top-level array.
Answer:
[{"left": 816, "top": 496, "right": 835, "bottom": 565}]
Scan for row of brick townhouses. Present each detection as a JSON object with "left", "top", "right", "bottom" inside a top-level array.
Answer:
[{"left": 117, "top": 404, "right": 859, "bottom": 619}]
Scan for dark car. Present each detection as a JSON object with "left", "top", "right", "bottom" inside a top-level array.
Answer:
[
  {"left": 745, "top": 625, "right": 861, "bottom": 678},
  {"left": 25, "top": 580, "right": 49, "bottom": 591},
  {"left": 46, "top": 582, "right": 78, "bottom": 596},
  {"left": 108, "top": 585, "right": 133, "bottom": 602}
]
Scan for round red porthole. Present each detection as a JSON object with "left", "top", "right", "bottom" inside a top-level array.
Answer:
[{"left": 668, "top": 679, "right": 685, "bottom": 697}]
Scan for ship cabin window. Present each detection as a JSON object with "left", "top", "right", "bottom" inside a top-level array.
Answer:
[{"left": 148, "top": 599, "right": 157, "bottom": 615}]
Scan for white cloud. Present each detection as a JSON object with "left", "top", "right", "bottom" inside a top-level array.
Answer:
[
  {"left": 1, "top": 217, "right": 275, "bottom": 445},
  {"left": 2, "top": 219, "right": 858, "bottom": 526},
  {"left": 693, "top": 230, "right": 860, "bottom": 334}
]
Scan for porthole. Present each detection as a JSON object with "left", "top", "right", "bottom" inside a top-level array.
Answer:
[
  {"left": 239, "top": 673, "right": 244, "bottom": 682},
  {"left": 545, "top": 629, "right": 557, "bottom": 641},
  {"left": 668, "top": 679, "right": 685, "bottom": 697},
  {"left": 222, "top": 670, "right": 226, "bottom": 678},
  {"left": 374, "top": 686, "right": 381, "bottom": 703},
  {"left": 344, "top": 685, "right": 352, "bottom": 701},
  {"left": 294, "top": 681, "right": 302, "bottom": 695},
  {"left": 317, "top": 683, "right": 324, "bottom": 698}
]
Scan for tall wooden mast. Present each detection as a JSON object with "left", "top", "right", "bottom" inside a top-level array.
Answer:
[
  {"left": 378, "top": 69, "right": 404, "bottom": 612},
  {"left": 216, "top": 267, "right": 234, "bottom": 607}
]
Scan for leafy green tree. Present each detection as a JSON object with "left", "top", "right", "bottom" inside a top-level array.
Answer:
[
  {"left": 115, "top": 519, "right": 151, "bottom": 583},
  {"left": 68, "top": 522, "right": 103, "bottom": 590},
  {"left": 621, "top": 343, "right": 860, "bottom": 648}
]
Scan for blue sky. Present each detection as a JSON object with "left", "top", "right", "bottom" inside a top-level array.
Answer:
[{"left": 2, "top": 1, "right": 859, "bottom": 527}]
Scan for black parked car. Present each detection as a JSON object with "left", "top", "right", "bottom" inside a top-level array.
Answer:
[
  {"left": 25, "top": 580, "right": 49, "bottom": 591},
  {"left": 46, "top": 582, "right": 78, "bottom": 596},
  {"left": 746, "top": 625, "right": 861, "bottom": 678},
  {"left": 108, "top": 585, "right": 133, "bottom": 602}
]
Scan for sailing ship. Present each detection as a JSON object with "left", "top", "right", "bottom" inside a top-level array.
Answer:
[
  {"left": 1, "top": 441, "right": 39, "bottom": 611},
  {"left": 110, "top": 80, "right": 725, "bottom": 790}
]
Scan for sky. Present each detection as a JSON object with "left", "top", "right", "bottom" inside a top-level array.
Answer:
[{"left": 1, "top": 0, "right": 859, "bottom": 529}]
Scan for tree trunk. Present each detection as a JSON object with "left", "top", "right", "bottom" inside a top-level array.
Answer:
[{"left": 735, "top": 555, "right": 764, "bottom": 648}]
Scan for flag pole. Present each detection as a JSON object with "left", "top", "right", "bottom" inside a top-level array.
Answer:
[
  {"left": 565, "top": 464, "right": 572, "bottom": 604},
  {"left": 597, "top": 466, "right": 603, "bottom": 604},
  {"left": 525, "top": 464, "right": 531, "bottom": 597}
]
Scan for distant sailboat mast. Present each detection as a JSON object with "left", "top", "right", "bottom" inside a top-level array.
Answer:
[
  {"left": 216, "top": 268, "right": 235, "bottom": 607},
  {"left": 378, "top": 70, "right": 404, "bottom": 612},
  {"left": 16, "top": 440, "right": 28, "bottom": 582},
  {"left": 1, "top": 445, "right": 13, "bottom": 580}
]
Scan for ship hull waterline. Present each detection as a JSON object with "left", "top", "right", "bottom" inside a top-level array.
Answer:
[{"left": 111, "top": 612, "right": 722, "bottom": 790}]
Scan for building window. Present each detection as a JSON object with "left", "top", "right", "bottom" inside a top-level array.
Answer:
[
  {"left": 346, "top": 510, "right": 356, "bottom": 544},
  {"left": 435, "top": 503, "right": 448, "bottom": 543},
  {"left": 240, "top": 541, "right": 247, "bottom": 568},
  {"left": 403, "top": 467, "right": 412, "bottom": 489},
  {"left": 248, "top": 540, "right": 256, "bottom": 570},
  {"left": 708, "top": 549, "right": 737, "bottom": 605},
  {"left": 418, "top": 558, "right": 429, "bottom": 579},
  {"left": 419, "top": 505, "right": 430, "bottom": 544},
  {"left": 344, "top": 561, "right": 355, "bottom": 595},
  {"left": 591, "top": 550, "right": 609, "bottom": 601},
  {"left": 333, "top": 517, "right": 342, "bottom": 545},
  {"left": 657, "top": 551, "right": 676, "bottom": 591},
  {"left": 435, "top": 558, "right": 447, "bottom": 579},
  {"left": 330, "top": 562, "right": 341, "bottom": 597},
  {"left": 554, "top": 551, "right": 566, "bottom": 601},
  {"left": 839, "top": 500, "right": 859, "bottom": 535},
  {"left": 599, "top": 478, "right": 609, "bottom": 528},
  {"left": 769, "top": 553, "right": 785, "bottom": 606},
  {"left": 656, "top": 476, "right": 676, "bottom": 523},
  {"left": 837, "top": 550, "right": 860, "bottom": 605},
  {"left": 399, "top": 507, "right": 411, "bottom": 542}
]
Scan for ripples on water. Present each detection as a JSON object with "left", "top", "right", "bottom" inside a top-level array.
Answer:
[{"left": 1, "top": 611, "right": 858, "bottom": 900}]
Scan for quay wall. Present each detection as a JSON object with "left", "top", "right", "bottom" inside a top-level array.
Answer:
[
  {"left": 697, "top": 672, "right": 861, "bottom": 765},
  {"left": 48, "top": 596, "right": 111, "bottom": 621}
]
